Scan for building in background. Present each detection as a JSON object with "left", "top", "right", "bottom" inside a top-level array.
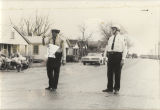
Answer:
[
  {"left": 66, "top": 39, "right": 79, "bottom": 62},
  {"left": 77, "top": 40, "right": 88, "bottom": 58},
  {"left": 0, "top": 26, "right": 30, "bottom": 57},
  {"left": 25, "top": 36, "right": 70, "bottom": 61},
  {"left": 24, "top": 36, "right": 47, "bottom": 60}
]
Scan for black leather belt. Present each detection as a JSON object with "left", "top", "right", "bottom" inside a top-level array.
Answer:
[
  {"left": 48, "top": 57, "right": 55, "bottom": 59},
  {"left": 108, "top": 52, "right": 122, "bottom": 54}
]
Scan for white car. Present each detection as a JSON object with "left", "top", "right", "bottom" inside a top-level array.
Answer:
[{"left": 81, "top": 53, "right": 106, "bottom": 65}]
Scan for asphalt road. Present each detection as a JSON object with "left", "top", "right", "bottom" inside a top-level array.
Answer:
[{"left": 0, "top": 58, "right": 160, "bottom": 109}]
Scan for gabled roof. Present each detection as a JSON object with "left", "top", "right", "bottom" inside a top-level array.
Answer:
[
  {"left": 0, "top": 25, "right": 30, "bottom": 45},
  {"left": 25, "top": 36, "right": 43, "bottom": 44},
  {"left": 73, "top": 43, "right": 79, "bottom": 49},
  {"left": 12, "top": 26, "right": 31, "bottom": 44}
]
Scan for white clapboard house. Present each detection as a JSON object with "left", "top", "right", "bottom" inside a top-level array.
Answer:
[{"left": 0, "top": 26, "right": 30, "bottom": 57}]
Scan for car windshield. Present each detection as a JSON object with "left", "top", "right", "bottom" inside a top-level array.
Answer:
[{"left": 88, "top": 53, "right": 102, "bottom": 56}]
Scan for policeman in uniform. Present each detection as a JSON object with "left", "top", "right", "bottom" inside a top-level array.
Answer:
[
  {"left": 42, "top": 29, "right": 66, "bottom": 91},
  {"left": 103, "top": 25, "right": 127, "bottom": 94}
]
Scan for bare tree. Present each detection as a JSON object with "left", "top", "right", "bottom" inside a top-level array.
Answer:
[
  {"left": 11, "top": 14, "right": 52, "bottom": 37},
  {"left": 78, "top": 23, "right": 93, "bottom": 41},
  {"left": 33, "top": 15, "right": 51, "bottom": 36},
  {"left": 99, "top": 22, "right": 112, "bottom": 42},
  {"left": 99, "top": 22, "right": 132, "bottom": 48},
  {"left": 78, "top": 23, "right": 93, "bottom": 57}
]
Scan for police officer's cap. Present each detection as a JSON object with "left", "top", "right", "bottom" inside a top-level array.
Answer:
[
  {"left": 111, "top": 25, "right": 120, "bottom": 31},
  {"left": 51, "top": 29, "right": 60, "bottom": 33}
]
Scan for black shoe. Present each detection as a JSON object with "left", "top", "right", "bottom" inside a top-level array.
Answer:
[
  {"left": 50, "top": 88, "right": 56, "bottom": 92},
  {"left": 102, "top": 89, "right": 113, "bottom": 92},
  {"left": 45, "top": 87, "right": 51, "bottom": 90},
  {"left": 114, "top": 90, "right": 119, "bottom": 94}
]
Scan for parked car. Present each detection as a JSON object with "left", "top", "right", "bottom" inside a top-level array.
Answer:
[{"left": 81, "top": 53, "right": 106, "bottom": 65}]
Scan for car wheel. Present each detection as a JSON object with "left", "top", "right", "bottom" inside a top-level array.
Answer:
[{"left": 83, "top": 62, "right": 86, "bottom": 65}]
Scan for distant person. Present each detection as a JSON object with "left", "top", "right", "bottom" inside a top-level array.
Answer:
[
  {"left": 103, "top": 25, "right": 127, "bottom": 94},
  {"left": 42, "top": 29, "right": 66, "bottom": 91}
]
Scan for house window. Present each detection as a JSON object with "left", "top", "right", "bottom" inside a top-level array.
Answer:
[{"left": 33, "top": 45, "right": 39, "bottom": 55}]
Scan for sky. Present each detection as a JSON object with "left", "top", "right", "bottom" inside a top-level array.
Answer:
[{"left": 0, "top": 1, "right": 160, "bottom": 55}]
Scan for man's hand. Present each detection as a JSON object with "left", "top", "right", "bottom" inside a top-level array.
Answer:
[
  {"left": 62, "top": 60, "right": 66, "bottom": 65},
  {"left": 121, "top": 59, "right": 125, "bottom": 66},
  {"left": 106, "top": 58, "right": 108, "bottom": 62},
  {"left": 42, "top": 36, "right": 46, "bottom": 38}
]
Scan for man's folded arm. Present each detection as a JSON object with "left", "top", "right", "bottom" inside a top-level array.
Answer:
[{"left": 42, "top": 37, "right": 51, "bottom": 46}]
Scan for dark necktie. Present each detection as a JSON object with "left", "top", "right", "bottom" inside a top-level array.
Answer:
[
  {"left": 53, "top": 39, "right": 55, "bottom": 45},
  {"left": 111, "top": 35, "right": 116, "bottom": 50}
]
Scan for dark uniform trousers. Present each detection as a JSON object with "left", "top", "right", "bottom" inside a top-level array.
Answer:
[
  {"left": 107, "top": 52, "right": 122, "bottom": 91},
  {"left": 47, "top": 52, "right": 62, "bottom": 89}
]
